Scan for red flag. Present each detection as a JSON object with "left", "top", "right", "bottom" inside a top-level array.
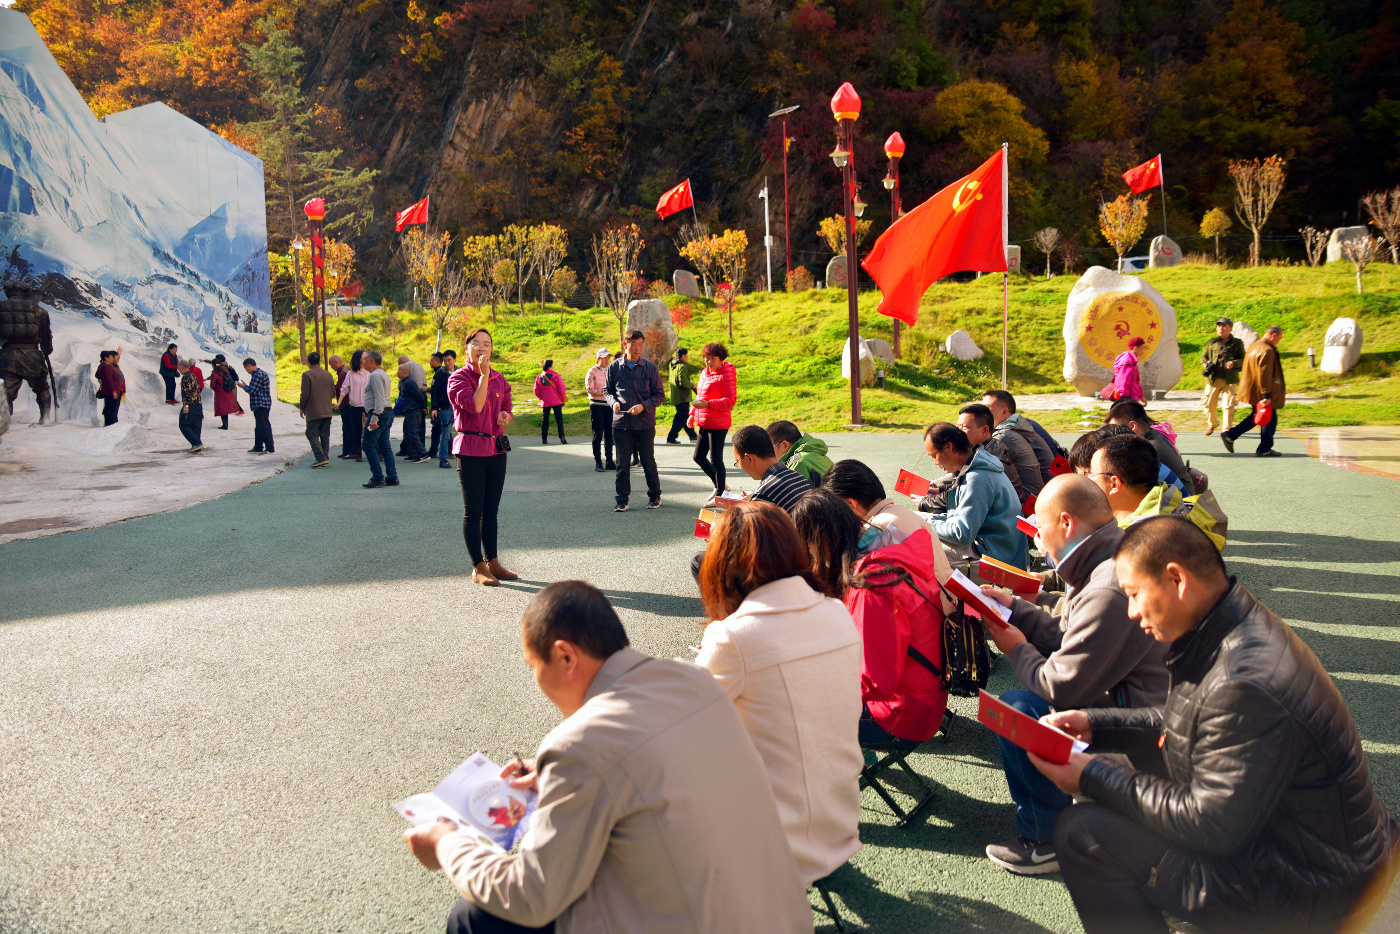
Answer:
[
  {"left": 395, "top": 196, "right": 429, "bottom": 232},
  {"left": 861, "top": 148, "right": 1007, "bottom": 326},
  {"left": 1121, "top": 155, "right": 1163, "bottom": 194},
  {"left": 655, "top": 179, "right": 694, "bottom": 220}
]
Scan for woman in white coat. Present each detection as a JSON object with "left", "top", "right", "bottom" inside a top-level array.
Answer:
[{"left": 695, "top": 500, "right": 864, "bottom": 885}]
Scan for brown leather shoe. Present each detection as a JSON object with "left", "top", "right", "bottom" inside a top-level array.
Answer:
[
  {"left": 473, "top": 562, "right": 500, "bottom": 586},
  {"left": 488, "top": 557, "right": 519, "bottom": 581},
  {"left": 1204, "top": 425, "right": 1215, "bottom": 436}
]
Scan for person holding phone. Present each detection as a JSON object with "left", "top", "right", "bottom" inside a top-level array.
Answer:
[{"left": 448, "top": 328, "right": 516, "bottom": 586}]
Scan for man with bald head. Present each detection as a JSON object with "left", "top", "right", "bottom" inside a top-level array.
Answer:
[{"left": 974, "top": 473, "right": 1169, "bottom": 876}]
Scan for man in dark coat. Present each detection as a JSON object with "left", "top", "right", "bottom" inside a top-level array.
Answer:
[
  {"left": 1032, "top": 516, "right": 1398, "bottom": 934},
  {"left": 0, "top": 282, "right": 55, "bottom": 424},
  {"left": 605, "top": 329, "right": 665, "bottom": 511}
]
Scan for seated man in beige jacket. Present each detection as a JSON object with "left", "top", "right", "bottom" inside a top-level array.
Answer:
[{"left": 404, "top": 581, "right": 814, "bottom": 934}]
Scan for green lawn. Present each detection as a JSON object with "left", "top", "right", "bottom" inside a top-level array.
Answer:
[{"left": 273, "top": 261, "right": 1400, "bottom": 434}]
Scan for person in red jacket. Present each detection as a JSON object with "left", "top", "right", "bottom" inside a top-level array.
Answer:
[
  {"left": 159, "top": 343, "right": 180, "bottom": 404},
  {"left": 691, "top": 342, "right": 736, "bottom": 497}
]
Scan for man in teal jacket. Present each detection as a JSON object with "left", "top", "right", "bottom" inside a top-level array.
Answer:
[
  {"left": 766, "top": 420, "right": 832, "bottom": 487},
  {"left": 922, "top": 422, "right": 1029, "bottom": 569}
]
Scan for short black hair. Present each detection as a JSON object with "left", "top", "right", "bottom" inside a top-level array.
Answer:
[
  {"left": 100, "top": 349, "right": 117, "bottom": 360},
  {"left": 166, "top": 343, "right": 178, "bottom": 351},
  {"left": 984, "top": 389, "right": 1016, "bottom": 413},
  {"left": 1106, "top": 398, "right": 1150, "bottom": 427},
  {"left": 766, "top": 420, "right": 802, "bottom": 446},
  {"left": 925, "top": 421, "right": 972, "bottom": 454},
  {"left": 307, "top": 352, "right": 321, "bottom": 366},
  {"left": 677, "top": 347, "right": 688, "bottom": 357},
  {"left": 822, "top": 459, "right": 886, "bottom": 509},
  {"left": 1116, "top": 516, "right": 1228, "bottom": 583},
  {"left": 733, "top": 424, "right": 775, "bottom": 459},
  {"left": 522, "top": 581, "right": 630, "bottom": 662},
  {"left": 443, "top": 349, "right": 457, "bottom": 359},
  {"left": 957, "top": 403, "right": 995, "bottom": 432},
  {"left": 430, "top": 352, "right": 443, "bottom": 363},
  {"left": 242, "top": 357, "right": 256, "bottom": 367},
  {"left": 1097, "top": 435, "right": 1159, "bottom": 492},
  {"left": 542, "top": 358, "right": 553, "bottom": 370},
  {"left": 627, "top": 329, "right": 644, "bottom": 340},
  {"left": 1068, "top": 429, "right": 1103, "bottom": 471}
]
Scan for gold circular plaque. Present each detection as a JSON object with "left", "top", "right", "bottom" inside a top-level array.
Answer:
[{"left": 1077, "top": 291, "right": 1162, "bottom": 368}]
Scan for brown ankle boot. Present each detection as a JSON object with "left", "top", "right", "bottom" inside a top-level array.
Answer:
[
  {"left": 473, "top": 561, "right": 500, "bottom": 586},
  {"left": 488, "top": 557, "right": 519, "bottom": 581}
]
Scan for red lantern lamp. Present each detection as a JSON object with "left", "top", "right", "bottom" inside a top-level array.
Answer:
[
  {"left": 830, "top": 82, "right": 861, "bottom": 121},
  {"left": 884, "top": 132, "right": 906, "bottom": 159},
  {"left": 303, "top": 198, "right": 326, "bottom": 221}
]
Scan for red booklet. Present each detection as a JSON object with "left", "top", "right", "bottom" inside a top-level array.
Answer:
[
  {"left": 1022, "top": 493, "right": 1038, "bottom": 513},
  {"left": 694, "top": 517, "right": 711, "bottom": 540},
  {"left": 977, "top": 690, "right": 1082, "bottom": 765},
  {"left": 1049, "top": 453, "right": 1072, "bottom": 477},
  {"left": 942, "top": 568, "right": 1013, "bottom": 628},
  {"left": 1017, "top": 514, "right": 1039, "bottom": 538},
  {"left": 977, "top": 555, "right": 1040, "bottom": 595},
  {"left": 894, "top": 469, "right": 931, "bottom": 498}
]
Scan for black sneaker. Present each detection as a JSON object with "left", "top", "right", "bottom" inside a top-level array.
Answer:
[
  {"left": 1256, "top": 449, "right": 1282, "bottom": 457},
  {"left": 439, "top": 459, "right": 451, "bottom": 468},
  {"left": 1221, "top": 434, "right": 1235, "bottom": 454},
  {"left": 385, "top": 478, "right": 401, "bottom": 486},
  {"left": 605, "top": 461, "right": 617, "bottom": 470},
  {"left": 647, "top": 498, "right": 662, "bottom": 509},
  {"left": 363, "top": 479, "right": 385, "bottom": 488},
  {"left": 614, "top": 502, "right": 629, "bottom": 512},
  {"left": 986, "top": 836, "right": 1059, "bottom": 875},
  {"left": 666, "top": 438, "right": 680, "bottom": 444},
  {"left": 595, "top": 463, "right": 606, "bottom": 472},
  {"left": 248, "top": 448, "right": 263, "bottom": 454},
  {"left": 558, "top": 438, "right": 568, "bottom": 444}
]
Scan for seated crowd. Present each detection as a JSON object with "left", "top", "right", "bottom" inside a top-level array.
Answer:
[{"left": 404, "top": 392, "right": 1398, "bottom": 934}]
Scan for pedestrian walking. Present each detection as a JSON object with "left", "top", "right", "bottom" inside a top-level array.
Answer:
[
  {"left": 666, "top": 347, "right": 699, "bottom": 445},
  {"left": 1200, "top": 317, "right": 1246, "bottom": 436},
  {"left": 428, "top": 352, "right": 451, "bottom": 467},
  {"left": 361, "top": 351, "right": 398, "bottom": 487},
  {"left": 692, "top": 341, "right": 736, "bottom": 497},
  {"left": 159, "top": 342, "right": 179, "bottom": 405},
  {"left": 237, "top": 357, "right": 274, "bottom": 454},
  {"left": 447, "top": 328, "right": 516, "bottom": 585},
  {"left": 1112, "top": 337, "right": 1146, "bottom": 403},
  {"left": 585, "top": 347, "right": 615, "bottom": 472},
  {"left": 94, "top": 349, "right": 125, "bottom": 426},
  {"left": 298, "top": 351, "right": 336, "bottom": 468},
  {"left": 533, "top": 358, "right": 568, "bottom": 444},
  {"left": 1222, "top": 325, "right": 1285, "bottom": 457},
  {"left": 605, "top": 329, "right": 665, "bottom": 512},
  {"left": 397, "top": 362, "right": 429, "bottom": 462},
  {"left": 205, "top": 354, "right": 242, "bottom": 429},
  {"left": 177, "top": 358, "right": 203, "bottom": 452},
  {"left": 336, "top": 349, "right": 368, "bottom": 461}
]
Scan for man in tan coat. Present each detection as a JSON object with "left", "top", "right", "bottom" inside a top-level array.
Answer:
[
  {"left": 297, "top": 352, "right": 337, "bottom": 468},
  {"left": 404, "top": 581, "right": 814, "bottom": 934},
  {"left": 1222, "top": 325, "right": 1285, "bottom": 457}
]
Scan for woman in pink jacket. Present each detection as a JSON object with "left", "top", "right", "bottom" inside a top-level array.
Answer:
[
  {"left": 532, "top": 358, "right": 567, "bottom": 444},
  {"left": 448, "top": 328, "right": 516, "bottom": 586},
  {"left": 691, "top": 342, "right": 736, "bottom": 496},
  {"left": 1112, "top": 337, "right": 1147, "bottom": 402}
]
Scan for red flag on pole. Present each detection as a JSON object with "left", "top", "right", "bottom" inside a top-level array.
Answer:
[
  {"left": 395, "top": 196, "right": 429, "bottom": 232},
  {"left": 655, "top": 179, "right": 694, "bottom": 220},
  {"left": 1121, "top": 155, "right": 1163, "bottom": 194},
  {"left": 860, "top": 148, "right": 1008, "bottom": 326}
]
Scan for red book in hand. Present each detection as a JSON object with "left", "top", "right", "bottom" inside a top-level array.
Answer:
[
  {"left": 894, "top": 469, "right": 931, "bottom": 498},
  {"left": 694, "top": 517, "right": 711, "bottom": 540},
  {"left": 1049, "top": 453, "right": 1071, "bottom": 477},
  {"left": 977, "top": 690, "right": 1079, "bottom": 765},
  {"left": 1017, "top": 514, "right": 1039, "bottom": 538},
  {"left": 942, "top": 568, "right": 1013, "bottom": 628},
  {"left": 977, "top": 555, "right": 1040, "bottom": 595}
]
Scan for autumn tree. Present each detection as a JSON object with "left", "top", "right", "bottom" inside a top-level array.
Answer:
[
  {"left": 398, "top": 228, "right": 453, "bottom": 349},
  {"left": 818, "top": 216, "right": 873, "bottom": 255},
  {"left": 1032, "top": 228, "right": 1060, "bottom": 278},
  {"left": 528, "top": 224, "right": 569, "bottom": 310},
  {"left": 1361, "top": 187, "right": 1400, "bottom": 263},
  {"left": 590, "top": 224, "right": 644, "bottom": 346},
  {"left": 1200, "top": 208, "right": 1233, "bottom": 261},
  {"left": 1099, "top": 195, "right": 1150, "bottom": 272},
  {"left": 462, "top": 235, "right": 505, "bottom": 322},
  {"left": 710, "top": 230, "right": 748, "bottom": 340},
  {"left": 548, "top": 267, "right": 579, "bottom": 326},
  {"left": 1300, "top": 226, "right": 1330, "bottom": 267},
  {"left": 679, "top": 236, "right": 721, "bottom": 299},
  {"left": 1342, "top": 235, "right": 1382, "bottom": 294},
  {"left": 299, "top": 238, "right": 356, "bottom": 322},
  {"left": 1228, "top": 155, "right": 1286, "bottom": 267},
  {"left": 1058, "top": 235, "right": 1080, "bottom": 275}
]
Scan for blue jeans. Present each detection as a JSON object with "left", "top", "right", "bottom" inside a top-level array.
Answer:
[
  {"left": 997, "top": 689, "right": 1072, "bottom": 841},
  {"left": 363, "top": 411, "right": 397, "bottom": 482},
  {"left": 437, "top": 409, "right": 454, "bottom": 460},
  {"left": 1224, "top": 405, "right": 1278, "bottom": 454}
]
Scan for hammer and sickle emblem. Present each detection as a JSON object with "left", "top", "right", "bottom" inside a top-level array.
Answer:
[{"left": 952, "top": 180, "right": 983, "bottom": 214}]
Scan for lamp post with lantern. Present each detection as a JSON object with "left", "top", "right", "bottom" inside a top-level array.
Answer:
[
  {"left": 882, "top": 131, "right": 905, "bottom": 358},
  {"left": 303, "top": 198, "right": 328, "bottom": 364},
  {"left": 829, "top": 82, "right": 864, "bottom": 427},
  {"left": 767, "top": 104, "right": 800, "bottom": 282}
]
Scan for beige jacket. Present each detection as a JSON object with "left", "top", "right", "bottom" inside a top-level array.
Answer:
[
  {"left": 696, "top": 577, "right": 863, "bottom": 885},
  {"left": 436, "top": 647, "right": 813, "bottom": 934},
  {"left": 866, "top": 498, "right": 956, "bottom": 612}
]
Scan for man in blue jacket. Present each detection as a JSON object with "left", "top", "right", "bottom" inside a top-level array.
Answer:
[
  {"left": 605, "top": 330, "right": 665, "bottom": 512},
  {"left": 921, "top": 422, "right": 1028, "bottom": 569}
]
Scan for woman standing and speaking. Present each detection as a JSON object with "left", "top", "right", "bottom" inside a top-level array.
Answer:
[
  {"left": 448, "top": 328, "right": 516, "bottom": 587},
  {"left": 692, "top": 342, "right": 736, "bottom": 497}
]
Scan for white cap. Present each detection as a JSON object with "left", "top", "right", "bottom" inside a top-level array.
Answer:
[{"left": 596, "top": 347, "right": 611, "bottom": 358}]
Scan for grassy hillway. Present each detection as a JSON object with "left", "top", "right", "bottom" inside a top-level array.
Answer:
[{"left": 273, "top": 262, "right": 1400, "bottom": 436}]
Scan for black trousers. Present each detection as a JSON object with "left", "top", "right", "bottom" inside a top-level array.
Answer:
[
  {"left": 1056, "top": 803, "right": 1177, "bottom": 934},
  {"left": 693, "top": 428, "right": 728, "bottom": 495},
  {"left": 589, "top": 405, "right": 614, "bottom": 466},
  {"left": 402, "top": 409, "right": 427, "bottom": 459},
  {"left": 458, "top": 452, "right": 508, "bottom": 565},
  {"left": 161, "top": 369, "right": 177, "bottom": 402},
  {"left": 102, "top": 396, "right": 121, "bottom": 426},
  {"left": 667, "top": 401, "right": 697, "bottom": 442},
  {"left": 446, "top": 899, "right": 553, "bottom": 934},
  {"left": 429, "top": 409, "right": 443, "bottom": 458},
  {"left": 541, "top": 405, "right": 565, "bottom": 442},
  {"left": 615, "top": 427, "right": 660, "bottom": 504},
  {"left": 340, "top": 405, "right": 363, "bottom": 455},
  {"left": 252, "top": 408, "right": 274, "bottom": 452},
  {"left": 1224, "top": 406, "right": 1279, "bottom": 454},
  {"left": 178, "top": 402, "right": 203, "bottom": 447}
]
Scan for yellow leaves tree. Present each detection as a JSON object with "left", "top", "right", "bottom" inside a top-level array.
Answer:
[
  {"left": 679, "top": 235, "right": 720, "bottom": 298},
  {"left": 1228, "top": 155, "right": 1286, "bottom": 267},
  {"left": 499, "top": 224, "right": 532, "bottom": 311},
  {"left": 930, "top": 81, "right": 1048, "bottom": 200},
  {"left": 528, "top": 224, "right": 569, "bottom": 310},
  {"left": 461, "top": 234, "right": 504, "bottom": 322},
  {"left": 1199, "top": 208, "right": 1232, "bottom": 261},
  {"left": 1099, "top": 195, "right": 1150, "bottom": 272},
  {"left": 817, "top": 216, "right": 873, "bottom": 255},
  {"left": 299, "top": 238, "right": 356, "bottom": 304},
  {"left": 590, "top": 224, "right": 645, "bottom": 346},
  {"left": 681, "top": 230, "right": 747, "bottom": 339},
  {"left": 398, "top": 227, "right": 453, "bottom": 348}
]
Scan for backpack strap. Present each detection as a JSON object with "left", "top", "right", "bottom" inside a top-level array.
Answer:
[
  {"left": 906, "top": 644, "right": 945, "bottom": 679},
  {"left": 854, "top": 562, "right": 949, "bottom": 679}
]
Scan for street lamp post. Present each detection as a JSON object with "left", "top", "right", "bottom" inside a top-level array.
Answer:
[
  {"left": 303, "top": 198, "right": 328, "bottom": 364},
  {"left": 768, "top": 104, "right": 800, "bottom": 284},
  {"left": 883, "top": 131, "right": 905, "bottom": 358},
  {"left": 830, "top": 82, "right": 863, "bottom": 428}
]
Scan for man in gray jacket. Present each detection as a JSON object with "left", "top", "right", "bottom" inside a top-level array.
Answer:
[
  {"left": 982, "top": 390, "right": 1049, "bottom": 498},
  {"left": 976, "top": 474, "right": 1169, "bottom": 876},
  {"left": 1105, "top": 398, "right": 1197, "bottom": 495},
  {"left": 361, "top": 351, "right": 398, "bottom": 488},
  {"left": 404, "top": 581, "right": 813, "bottom": 934}
]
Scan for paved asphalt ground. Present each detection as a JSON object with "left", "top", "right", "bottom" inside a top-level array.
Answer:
[{"left": 2, "top": 427, "right": 1398, "bottom": 933}]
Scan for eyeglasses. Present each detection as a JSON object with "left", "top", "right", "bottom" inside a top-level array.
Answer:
[{"left": 1088, "top": 472, "right": 1116, "bottom": 480}]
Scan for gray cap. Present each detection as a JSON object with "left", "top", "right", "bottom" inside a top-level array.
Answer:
[{"left": 1216, "top": 317, "right": 1232, "bottom": 326}]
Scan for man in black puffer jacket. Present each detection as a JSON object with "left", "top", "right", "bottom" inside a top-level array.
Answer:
[{"left": 1030, "top": 516, "right": 1398, "bottom": 934}]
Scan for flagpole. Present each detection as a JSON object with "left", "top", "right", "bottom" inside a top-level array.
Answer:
[
  {"left": 1001, "top": 141, "right": 1009, "bottom": 391},
  {"left": 1159, "top": 154, "right": 1168, "bottom": 237}
]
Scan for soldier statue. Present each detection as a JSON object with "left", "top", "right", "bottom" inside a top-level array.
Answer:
[{"left": 0, "top": 281, "right": 56, "bottom": 424}]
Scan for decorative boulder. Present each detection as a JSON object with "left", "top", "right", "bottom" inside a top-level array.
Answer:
[
  {"left": 826, "top": 255, "right": 849, "bottom": 288},
  {"left": 1232, "top": 320, "right": 1259, "bottom": 348},
  {"left": 673, "top": 269, "right": 700, "bottom": 298},
  {"left": 865, "top": 338, "right": 895, "bottom": 367},
  {"left": 1149, "top": 235, "right": 1183, "bottom": 268},
  {"left": 1321, "top": 318, "right": 1363, "bottom": 375},
  {"left": 1326, "top": 227, "right": 1369, "bottom": 264},
  {"left": 1062, "top": 266, "right": 1183, "bottom": 397},
  {"left": 1005, "top": 245, "right": 1022, "bottom": 274},
  {"left": 945, "top": 330, "right": 984, "bottom": 360},
  {"left": 841, "top": 336, "right": 876, "bottom": 386},
  {"left": 625, "top": 299, "right": 679, "bottom": 359}
]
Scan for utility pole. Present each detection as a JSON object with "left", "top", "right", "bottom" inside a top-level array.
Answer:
[
  {"left": 760, "top": 178, "right": 772, "bottom": 292},
  {"left": 768, "top": 105, "right": 800, "bottom": 283}
]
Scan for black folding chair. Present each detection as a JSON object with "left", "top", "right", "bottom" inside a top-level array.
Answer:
[
  {"left": 810, "top": 868, "right": 853, "bottom": 932},
  {"left": 858, "top": 709, "right": 956, "bottom": 827}
]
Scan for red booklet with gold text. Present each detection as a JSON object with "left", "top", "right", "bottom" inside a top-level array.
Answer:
[
  {"left": 894, "top": 469, "right": 931, "bottom": 498},
  {"left": 977, "top": 555, "right": 1040, "bottom": 595},
  {"left": 977, "top": 691, "right": 1087, "bottom": 765}
]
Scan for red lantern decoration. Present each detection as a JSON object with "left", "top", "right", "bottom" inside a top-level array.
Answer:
[
  {"left": 830, "top": 82, "right": 861, "bottom": 121},
  {"left": 884, "top": 132, "right": 906, "bottom": 159},
  {"left": 303, "top": 198, "right": 326, "bottom": 221}
]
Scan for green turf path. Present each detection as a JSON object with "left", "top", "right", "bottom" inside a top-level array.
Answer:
[{"left": 1, "top": 429, "right": 1397, "bottom": 932}]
